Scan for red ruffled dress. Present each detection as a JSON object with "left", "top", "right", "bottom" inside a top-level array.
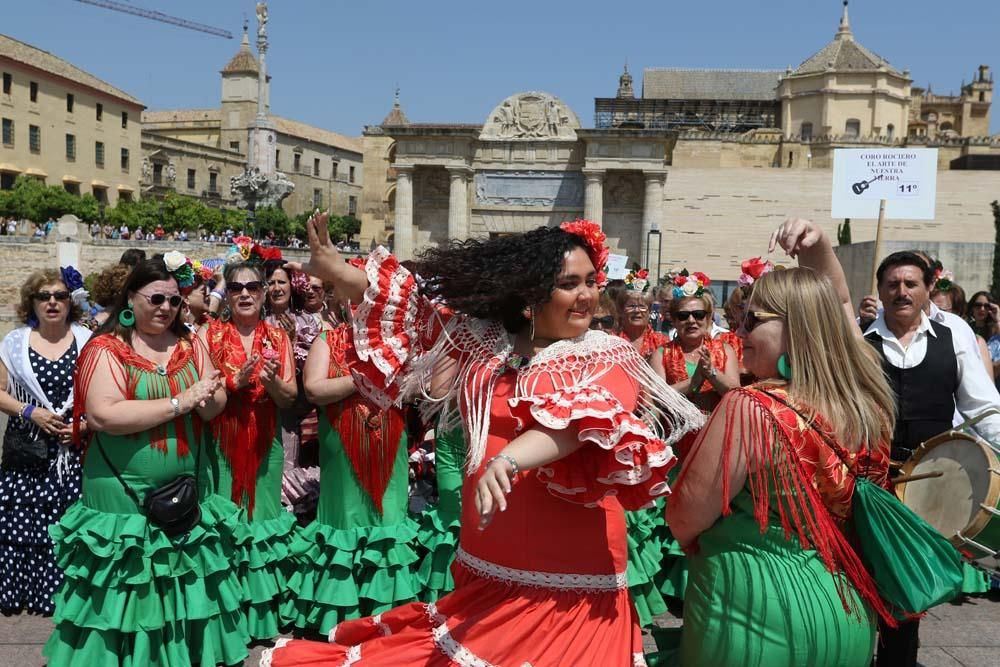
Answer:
[{"left": 262, "top": 248, "right": 705, "bottom": 667}]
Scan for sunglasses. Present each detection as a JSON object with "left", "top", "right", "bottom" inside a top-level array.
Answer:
[
  {"left": 972, "top": 302, "right": 992, "bottom": 309},
  {"left": 135, "top": 292, "right": 183, "bottom": 308},
  {"left": 589, "top": 315, "right": 616, "bottom": 329},
  {"left": 741, "top": 309, "right": 782, "bottom": 332},
  {"left": 32, "top": 291, "right": 71, "bottom": 302},
  {"left": 673, "top": 310, "right": 708, "bottom": 322},
  {"left": 227, "top": 281, "right": 264, "bottom": 294},
  {"left": 623, "top": 303, "right": 649, "bottom": 312}
]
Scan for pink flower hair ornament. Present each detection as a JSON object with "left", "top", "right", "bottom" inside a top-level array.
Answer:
[
  {"left": 737, "top": 257, "right": 776, "bottom": 287},
  {"left": 672, "top": 269, "right": 711, "bottom": 299}
]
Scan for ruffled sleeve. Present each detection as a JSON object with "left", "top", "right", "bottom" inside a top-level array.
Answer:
[
  {"left": 508, "top": 343, "right": 683, "bottom": 511},
  {"left": 349, "top": 247, "right": 455, "bottom": 410}
]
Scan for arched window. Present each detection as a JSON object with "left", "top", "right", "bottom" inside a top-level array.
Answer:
[
  {"left": 845, "top": 119, "right": 861, "bottom": 138},
  {"left": 940, "top": 121, "right": 954, "bottom": 132},
  {"left": 801, "top": 122, "right": 813, "bottom": 141}
]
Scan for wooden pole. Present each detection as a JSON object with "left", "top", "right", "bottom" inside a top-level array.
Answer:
[{"left": 870, "top": 198, "right": 887, "bottom": 295}]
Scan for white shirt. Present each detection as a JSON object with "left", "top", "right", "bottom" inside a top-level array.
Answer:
[{"left": 864, "top": 311, "right": 1000, "bottom": 446}]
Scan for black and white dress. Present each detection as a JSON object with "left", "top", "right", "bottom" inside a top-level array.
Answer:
[{"left": 0, "top": 345, "right": 82, "bottom": 615}]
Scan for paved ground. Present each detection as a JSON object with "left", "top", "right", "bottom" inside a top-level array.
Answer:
[{"left": 3, "top": 591, "right": 998, "bottom": 666}]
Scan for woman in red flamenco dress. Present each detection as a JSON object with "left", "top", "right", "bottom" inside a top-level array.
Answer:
[{"left": 262, "top": 216, "right": 705, "bottom": 667}]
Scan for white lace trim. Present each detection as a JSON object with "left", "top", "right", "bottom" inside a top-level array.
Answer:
[
  {"left": 456, "top": 547, "right": 627, "bottom": 592},
  {"left": 425, "top": 603, "right": 501, "bottom": 667},
  {"left": 259, "top": 637, "right": 291, "bottom": 667},
  {"left": 634, "top": 652, "right": 648, "bottom": 666},
  {"left": 372, "top": 613, "right": 392, "bottom": 637}
]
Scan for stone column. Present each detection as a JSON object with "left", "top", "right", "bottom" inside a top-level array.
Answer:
[
  {"left": 394, "top": 165, "right": 415, "bottom": 260},
  {"left": 641, "top": 170, "right": 667, "bottom": 271},
  {"left": 447, "top": 167, "right": 471, "bottom": 241},
  {"left": 583, "top": 169, "right": 605, "bottom": 225}
]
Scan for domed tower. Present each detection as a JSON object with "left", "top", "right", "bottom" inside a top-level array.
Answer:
[
  {"left": 617, "top": 64, "right": 635, "bottom": 100},
  {"left": 220, "top": 22, "right": 260, "bottom": 153}
]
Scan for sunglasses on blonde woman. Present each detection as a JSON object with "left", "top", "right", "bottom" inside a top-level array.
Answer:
[{"left": 741, "top": 309, "right": 782, "bottom": 332}]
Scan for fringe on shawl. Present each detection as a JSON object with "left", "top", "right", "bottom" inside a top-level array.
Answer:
[
  {"left": 688, "top": 386, "right": 896, "bottom": 628},
  {"left": 325, "top": 327, "right": 405, "bottom": 514},
  {"left": 72, "top": 335, "right": 201, "bottom": 457},
  {"left": 661, "top": 337, "right": 729, "bottom": 392}
]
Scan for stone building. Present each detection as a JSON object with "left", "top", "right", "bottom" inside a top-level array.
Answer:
[
  {"left": 909, "top": 66, "right": 993, "bottom": 140},
  {"left": 0, "top": 34, "right": 144, "bottom": 205},
  {"left": 140, "top": 27, "right": 363, "bottom": 216}
]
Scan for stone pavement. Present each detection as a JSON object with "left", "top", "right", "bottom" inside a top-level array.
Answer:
[{"left": 2, "top": 592, "right": 998, "bottom": 666}]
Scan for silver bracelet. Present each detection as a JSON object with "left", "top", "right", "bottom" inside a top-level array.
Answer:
[
  {"left": 209, "top": 290, "right": 225, "bottom": 301},
  {"left": 487, "top": 453, "right": 519, "bottom": 478}
]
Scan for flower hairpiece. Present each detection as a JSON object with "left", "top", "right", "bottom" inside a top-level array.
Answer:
[
  {"left": 737, "top": 257, "right": 775, "bottom": 287},
  {"left": 933, "top": 266, "right": 954, "bottom": 291},
  {"left": 225, "top": 239, "right": 282, "bottom": 267},
  {"left": 559, "top": 219, "right": 609, "bottom": 287},
  {"left": 163, "top": 250, "right": 195, "bottom": 289},
  {"left": 672, "top": 269, "right": 711, "bottom": 299},
  {"left": 624, "top": 268, "right": 651, "bottom": 293},
  {"left": 289, "top": 269, "right": 310, "bottom": 295},
  {"left": 60, "top": 266, "right": 90, "bottom": 309}
]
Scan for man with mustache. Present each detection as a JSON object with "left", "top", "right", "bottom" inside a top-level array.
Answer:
[{"left": 862, "top": 251, "right": 1000, "bottom": 667}]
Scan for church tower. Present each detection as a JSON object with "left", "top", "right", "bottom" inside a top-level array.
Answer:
[{"left": 220, "top": 23, "right": 261, "bottom": 154}]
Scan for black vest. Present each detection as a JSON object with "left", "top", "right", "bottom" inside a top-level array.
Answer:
[{"left": 865, "top": 320, "right": 959, "bottom": 453}]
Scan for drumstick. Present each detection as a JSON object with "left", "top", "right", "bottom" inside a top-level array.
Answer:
[{"left": 892, "top": 471, "right": 944, "bottom": 484}]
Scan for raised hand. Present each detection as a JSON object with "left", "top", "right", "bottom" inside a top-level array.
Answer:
[
  {"left": 858, "top": 295, "right": 879, "bottom": 322},
  {"left": 284, "top": 210, "right": 343, "bottom": 283},
  {"left": 769, "top": 218, "right": 824, "bottom": 259},
  {"left": 178, "top": 372, "right": 223, "bottom": 413},
  {"left": 233, "top": 355, "right": 260, "bottom": 390}
]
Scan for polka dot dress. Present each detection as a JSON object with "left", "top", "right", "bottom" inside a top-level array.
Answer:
[{"left": 0, "top": 345, "right": 81, "bottom": 616}]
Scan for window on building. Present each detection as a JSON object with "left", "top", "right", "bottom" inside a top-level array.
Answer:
[
  {"left": 95, "top": 141, "right": 104, "bottom": 167},
  {"left": 96, "top": 103, "right": 103, "bottom": 121},
  {"left": 64, "top": 182, "right": 80, "bottom": 196},
  {"left": 1, "top": 172, "right": 15, "bottom": 190},
  {"left": 120, "top": 147, "right": 129, "bottom": 172},
  {"left": 940, "top": 121, "right": 954, "bottom": 132},
  {"left": 980, "top": 91, "right": 986, "bottom": 102},
  {"left": 2, "top": 73, "right": 10, "bottom": 95},
  {"left": 187, "top": 169, "right": 196, "bottom": 190},
  {"left": 886, "top": 124, "right": 895, "bottom": 141},
  {"left": 229, "top": 141, "right": 239, "bottom": 152},
  {"left": 29, "top": 81, "right": 37, "bottom": 103},
  {"left": 312, "top": 188, "right": 322, "bottom": 208},
  {"left": 349, "top": 166, "right": 356, "bottom": 183},
  {"left": 845, "top": 119, "right": 861, "bottom": 138},
  {"left": 313, "top": 157, "right": 320, "bottom": 177},
  {"left": 65, "top": 134, "right": 76, "bottom": 161},
  {"left": 153, "top": 163, "right": 163, "bottom": 185},
  {"left": 209, "top": 172, "right": 218, "bottom": 193},
  {"left": 275, "top": 150, "right": 280, "bottom": 169},
  {"left": 293, "top": 152, "right": 301, "bottom": 172},
  {"left": 331, "top": 161, "right": 338, "bottom": 180},
  {"left": 93, "top": 186, "right": 107, "bottom": 204},
  {"left": 29, "top": 125, "right": 40, "bottom": 153},
  {"left": 66, "top": 93, "right": 74, "bottom": 113},
  {"left": 119, "top": 191, "right": 132, "bottom": 203},
  {"left": 348, "top": 196, "right": 357, "bottom": 216},
  {"left": 800, "top": 122, "right": 813, "bottom": 141},
  {"left": 1, "top": 118, "right": 12, "bottom": 146},
  {"left": 121, "top": 111, "right": 128, "bottom": 129}
]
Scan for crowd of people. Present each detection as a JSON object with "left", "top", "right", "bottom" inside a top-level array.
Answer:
[{"left": 0, "top": 216, "right": 996, "bottom": 666}]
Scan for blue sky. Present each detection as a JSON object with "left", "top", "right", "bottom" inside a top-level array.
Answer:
[{"left": 5, "top": 0, "right": 999, "bottom": 136}]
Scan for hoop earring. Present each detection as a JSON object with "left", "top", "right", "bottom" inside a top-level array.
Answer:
[
  {"left": 529, "top": 307, "right": 536, "bottom": 342},
  {"left": 118, "top": 304, "right": 135, "bottom": 328},
  {"left": 777, "top": 353, "right": 792, "bottom": 380}
]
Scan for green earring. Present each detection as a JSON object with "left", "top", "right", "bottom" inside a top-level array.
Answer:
[
  {"left": 777, "top": 353, "right": 792, "bottom": 380},
  {"left": 118, "top": 304, "right": 135, "bottom": 328}
]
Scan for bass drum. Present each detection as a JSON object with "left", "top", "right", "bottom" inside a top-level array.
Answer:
[{"left": 895, "top": 431, "right": 1000, "bottom": 578}]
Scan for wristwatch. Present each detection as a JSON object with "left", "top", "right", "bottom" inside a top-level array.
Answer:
[{"left": 170, "top": 397, "right": 181, "bottom": 417}]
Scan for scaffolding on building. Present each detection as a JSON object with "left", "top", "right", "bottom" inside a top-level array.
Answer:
[{"left": 594, "top": 98, "right": 780, "bottom": 132}]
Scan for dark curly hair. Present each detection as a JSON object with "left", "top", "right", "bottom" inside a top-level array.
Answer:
[{"left": 413, "top": 226, "right": 590, "bottom": 333}]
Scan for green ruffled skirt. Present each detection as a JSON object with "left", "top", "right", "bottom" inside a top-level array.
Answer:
[
  {"left": 232, "top": 509, "right": 298, "bottom": 640},
  {"left": 43, "top": 494, "right": 250, "bottom": 667},
  {"left": 414, "top": 503, "right": 461, "bottom": 601},
  {"left": 281, "top": 518, "right": 422, "bottom": 634},
  {"left": 626, "top": 504, "right": 668, "bottom": 626}
]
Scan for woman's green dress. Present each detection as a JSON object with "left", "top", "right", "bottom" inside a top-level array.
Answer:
[
  {"left": 208, "top": 428, "right": 297, "bottom": 640},
  {"left": 674, "top": 490, "right": 876, "bottom": 667},
  {"left": 415, "top": 425, "right": 464, "bottom": 600},
  {"left": 44, "top": 355, "right": 250, "bottom": 667}
]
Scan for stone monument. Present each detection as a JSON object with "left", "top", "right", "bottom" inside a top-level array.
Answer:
[{"left": 230, "top": 2, "right": 294, "bottom": 215}]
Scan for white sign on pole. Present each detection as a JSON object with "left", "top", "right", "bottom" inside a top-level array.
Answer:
[
  {"left": 831, "top": 148, "right": 938, "bottom": 220},
  {"left": 606, "top": 254, "right": 629, "bottom": 280}
]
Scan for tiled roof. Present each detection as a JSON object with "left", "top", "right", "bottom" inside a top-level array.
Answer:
[
  {"left": 793, "top": 37, "right": 901, "bottom": 76},
  {"left": 0, "top": 33, "right": 142, "bottom": 106},
  {"left": 642, "top": 69, "right": 782, "bottom": 101},
  {"left": 382, "top": 103, "right": 410, "bottom": 127},
  {"left": 221, "top": 32, "right": 259, "bottom": 75},
  {"left": 142, "top": 109, "right": 220, "bottom": 124}
]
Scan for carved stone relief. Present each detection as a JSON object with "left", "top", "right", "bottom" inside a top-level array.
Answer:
[
  {"left": 605, "top": 172, "right": 642, "bottom": 207},
  {"left": 480, "top": 92, "right": 581, "bottom": 142},
  {"left": 474, "top": 170, "right": 584, "bottom": 207}
]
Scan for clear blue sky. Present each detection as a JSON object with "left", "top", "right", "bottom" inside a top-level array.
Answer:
[{"left": 5, "top": 0, "right": 999, "bottom": 136}]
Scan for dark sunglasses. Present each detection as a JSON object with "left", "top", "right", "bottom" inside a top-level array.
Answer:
[
  {"left": 227, "top": 281, "right": 264, "bottom": 294},
  {"left": 972, "top": 302, "right": 992, "bottom": 309},
  {"left": 741, "top": 309, "right": 782, "bottom": 332},
  {"left": 136, "top": 292, "right": 183, "bottom": 308},
  {"left": 589, "top": 315, "right": 616, "bottom": 329},
  {"left": 673, "top": 310, "right": 708, "bottom": 322},
  {"left": 32, "top": 291, "right": 71, "bottom": 302}
]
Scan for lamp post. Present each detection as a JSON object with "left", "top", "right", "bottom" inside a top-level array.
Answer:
[{"left": 645, "top": 223, "right": 662, "bottom": 284}]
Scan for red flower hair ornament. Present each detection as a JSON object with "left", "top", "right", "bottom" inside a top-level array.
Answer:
[{"left": 559, "top": 219, "right": 609, "bottom": 287}]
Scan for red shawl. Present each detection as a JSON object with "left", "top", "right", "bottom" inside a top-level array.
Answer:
[
  {"left": 325, "top": 325, "right": 404, "bottom": 514},
  {"left": 662, "top": 336, "right": 728, "bottom": 392},
  {"left": 207, "top": 319, "right": 289, "bottom": 516},
  {"left": 73, "top": 334, "right": 201, "bottom": 456},
  {"left": 619, "top": 326, "right": 669, "bottom": 361}
]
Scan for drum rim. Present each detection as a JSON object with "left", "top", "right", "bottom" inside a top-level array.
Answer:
[{"left": 896, "top": 429, "right": 1000, "bottom": 548}]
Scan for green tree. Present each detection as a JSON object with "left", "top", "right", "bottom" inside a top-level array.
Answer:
[
  {"left": 837, "top": 218, "right": 852, "bottom": 245},
  {"left": 253, "top": 206, "right": 291, "bottom": 238},
  {"left": 341, "top": 215, "right": 361, "bottom": 241}
]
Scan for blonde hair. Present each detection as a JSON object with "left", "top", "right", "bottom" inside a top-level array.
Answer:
[{"left": 751, "top": 267, "right": 895, "bottom": 449}]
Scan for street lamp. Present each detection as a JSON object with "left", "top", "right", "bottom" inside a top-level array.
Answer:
[{"left": 645, "top": 223, "right": 663, "bottom": 284}]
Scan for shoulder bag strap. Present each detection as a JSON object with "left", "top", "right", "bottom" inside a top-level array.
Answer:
[{"left": 94, "top": 436, "right": 143, "bottom": 509}]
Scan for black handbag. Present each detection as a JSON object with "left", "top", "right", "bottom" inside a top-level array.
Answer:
[
  {"left": 2, "top": 426, "right": 49, "bottom": 468},
  {"left": 95, "top": 435, "right": 202, "bottom": 538}
]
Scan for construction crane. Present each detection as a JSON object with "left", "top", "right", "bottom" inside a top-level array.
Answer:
[{"left": 72, "top": 0, "right": 233, "bottom": 39}]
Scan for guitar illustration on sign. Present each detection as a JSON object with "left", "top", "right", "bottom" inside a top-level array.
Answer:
[{"left": 851, "top": 174, "right": 884, "bottom": 195}]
